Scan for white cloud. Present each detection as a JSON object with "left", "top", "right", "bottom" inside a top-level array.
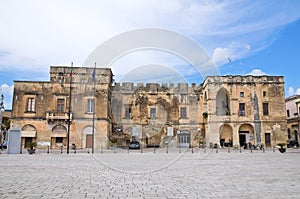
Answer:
[
  {"left": 288, "top": 87, "right": 295, "bottom": 96},
  {"left": 288, "top": 87, "right": 300, "bottom": 96},
  {"left": 246, "top": 69, "right": 268, "bottom": 76},
  {"left": 0, "top": 0, "right": 299, "bottom": 73},
  {"left": 0, "top": 84, "right": 14, "bottom": 110},
  {"left": 212, "top": 42, "right": 252, "bottom": 66}
]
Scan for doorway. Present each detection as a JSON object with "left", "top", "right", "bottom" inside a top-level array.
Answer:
[
  {"left": 239, "top": 134, "right": 246, "bottom": 147},
  {"left": 265, "top": 133, "right": 271, "bottom": 147},
  {"left": 86, "top": 134, "right": 92, "bottom": 148},
  {"left": 178, "top": 131, "right": 190, "bottom": 148},
  {"left": 25, "top": 137, "right": 32, "bottom": 148}
]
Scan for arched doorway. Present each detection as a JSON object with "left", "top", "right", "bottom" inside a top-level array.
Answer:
[
  {"left": 238, "top": 124, "right": 254, "bottom": 148},
  {"left": 21, "top": 124, "right": 37, "bottom": 148},
  {"left": 216, "top": 88, "right": 230, "bottom": 116},
  {"left": 219, "top": 124, "right": 233, "bottom": 147},
  {"left": 82, "top": 126, "right": 97, "bottom": 148},
  {"left": 51, "top": 125, "right": 67, "bottom": 148}
]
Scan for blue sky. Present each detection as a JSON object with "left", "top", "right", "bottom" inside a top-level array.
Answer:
[{"left": 1, "top": 0, "right": 300, "bottom": 109}]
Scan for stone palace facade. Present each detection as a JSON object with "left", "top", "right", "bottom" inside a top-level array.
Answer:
[{"left": 10, "top": 66, "right": 287, "bottom": 149}]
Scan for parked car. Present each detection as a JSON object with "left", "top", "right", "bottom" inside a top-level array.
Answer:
[
  {"left": 0, "top": 141, "right": 7, "bottom": 149},
  {"left": 129, "top": 141, "right": 140, "bottom": 149}
]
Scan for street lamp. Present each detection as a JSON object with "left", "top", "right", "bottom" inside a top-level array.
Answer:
[{"left": 0, "top": 94, "right": 5, "bottom": 149}]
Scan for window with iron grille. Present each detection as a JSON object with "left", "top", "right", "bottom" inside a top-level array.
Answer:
[{"left": 27, "top": 98, "right": 35, "bottom": 112}]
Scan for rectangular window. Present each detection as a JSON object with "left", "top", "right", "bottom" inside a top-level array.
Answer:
[
  {"left": 57, "top": 99, "right": 65, "bottom": 113},
  {"left": 287, "top": 110, "right": 290, "bottom": 117},
  {"left": 180, "top": 107, "right": 187, "bottom": 119},
  {"left": 27, "top": 98, "right": 35, "bottom": 112},
  {"left": 87, "top": 99, "right": 94, "bottom": 113},
  {"left": 240, "top": 92, "right": 244, "bottom": 97},
  {"left": 150, "top": 108, "right": 156, "bottom": 119},
  {"left": 263, "top": 103, "right": 269, "bottom": 115},
  {"left": 125, "top": 107, "right": 131, "bottom": 119},
  {"left": 263, "top": 91, "right": 267, "bottom": 97},
  {"left": 239, "top": 103, "right": 245, "bottom": 116}
]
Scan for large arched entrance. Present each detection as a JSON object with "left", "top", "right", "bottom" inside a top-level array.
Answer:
[
  {"left": 216, "top": 88, "right": 230, "bottom": 116},
  {"left": 238, "top": 124, "right": 254, "bottom": 147},
  {"left": 219, "top": 124, "right": 233, "bottom": 147}
]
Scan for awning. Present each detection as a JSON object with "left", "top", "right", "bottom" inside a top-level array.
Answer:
[
  {"left": 51, "top": 132, "right": 67, "bottom": 137},
  {"left": 21, "top": 130, "right": 36, "bottom": 137}
]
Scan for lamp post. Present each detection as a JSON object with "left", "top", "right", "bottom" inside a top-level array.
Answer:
[
  {"left": 67, "top": 63, "right": 73, "bottom": 154},
  {"left": 0, "top": 94, "right": 4, "bottom": 150}
]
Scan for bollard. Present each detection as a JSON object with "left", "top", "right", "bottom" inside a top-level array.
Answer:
[
  {"left": 228, "top": 146, "right": 230, "bottom": 153},
  {"left": 154, "top": 147, "right": 156, "bottom": 154},
  {"left": 47, "top": 146, "right": 50, "bottom": 154},
  {"left": 61, "top": 146, "right": 63, "bottom": 154},
  {"left": 141, "top": 147, "right": 143, "bottom": 153},
  {"left": 192, "top": 146, "right": 194, "bottom": 154},
  {"left": 240, "top": 146, "right": 242, "bottom": 153},
  {"left": 273, "top": 145, "right": 275, "bottom": 153},
  {"left": 179, "top": 147, "right": 181, "bottom": 154},
  {"left": 204, "top": 146, "right": 206, "bottom": 154},
  {"left": 216, "top": 145, "right": 218, "bottom": 153},
  {"left": 263, "top": 146, "right": 265, "bottom": 153},
  {"left": 74, "top": 147, "right": 76, "bottom": 154},
  {"left": 166, "top": 145, "right": 168, "bottom": 154},
  {"left": 127, "top": 147, "right": 129, "bottom": 154},
  {"left": 101, "top": 146, "right": 103, "bottom": 154}
]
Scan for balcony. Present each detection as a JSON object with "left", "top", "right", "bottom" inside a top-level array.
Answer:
[{"left": 46, "top": 112, "right": 72, "bottom": 122}]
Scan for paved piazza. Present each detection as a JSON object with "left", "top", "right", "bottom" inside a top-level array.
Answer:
[{"left": 0, "top": 148, "right": 300, "bottom": 198}]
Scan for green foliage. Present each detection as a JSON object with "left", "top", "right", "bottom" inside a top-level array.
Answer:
[
  {"left": 277, "top": 143, "right": 286, "bottom": 148},
  {"left": 26, "top": 142, "right": 37, "bottom": 149}
]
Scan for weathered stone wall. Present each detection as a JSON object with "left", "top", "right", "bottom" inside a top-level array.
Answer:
[
  {"left": 11, "top": 66, "right": 113, "bottom": 149},
  {"left": 11, "top": 66, "right": 287, "bottom": 149},
  {"left": 202, "top": 75, "right": 287, "bottom": 147}
]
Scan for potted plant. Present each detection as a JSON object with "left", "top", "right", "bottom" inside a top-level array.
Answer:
[
  {"left": 277, "top": 143, "right": 286, "bottom": 153},
  {"left": 27, "top": 142, "right": 37, "bottom": 154}
]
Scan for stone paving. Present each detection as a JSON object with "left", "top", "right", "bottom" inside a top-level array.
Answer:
[{"left": 0, "top": 147, "right": 300, "bottom": 198}]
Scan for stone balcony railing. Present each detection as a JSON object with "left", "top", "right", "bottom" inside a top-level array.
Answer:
[{"left": 46, "top": 112, "right": 72, "bottom": 122}]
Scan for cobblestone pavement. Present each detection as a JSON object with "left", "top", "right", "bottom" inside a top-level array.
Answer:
[{"left": 0, "top": 147, "right": 300, "bottom": 198}]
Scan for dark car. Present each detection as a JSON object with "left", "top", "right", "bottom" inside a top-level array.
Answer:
[
  {"left": 129, "top": 141, "right": 140, "bottom": 149},
  {"left": 0, "top": 141, "right": 7, "bottom": 149}
]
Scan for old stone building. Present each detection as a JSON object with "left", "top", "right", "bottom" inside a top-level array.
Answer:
[
  {"left": 11, "top": 66, "right": 287, "bottom": 150},
  {"left": 285, "top": 95, "right": 300, "bottom": 147},
  {"left": 11, "top": 66, "right": 113, "bottom": 149}
]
